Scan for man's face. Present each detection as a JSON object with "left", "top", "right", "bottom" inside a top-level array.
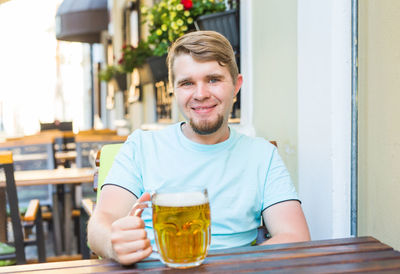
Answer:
[{"left": 172, "top": 54, "right": 242, "bottom": 135}]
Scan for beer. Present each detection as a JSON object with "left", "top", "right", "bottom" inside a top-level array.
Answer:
[{"left": 152, "top": 191, "right": 211, "bottom": 268}]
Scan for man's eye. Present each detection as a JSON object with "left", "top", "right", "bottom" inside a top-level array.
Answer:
[
  {"left": 209, "top": 78, "right": 219, "bottom": 83},
  {"left": 181, "top": 82, "right": 193, "bottom": 86}
]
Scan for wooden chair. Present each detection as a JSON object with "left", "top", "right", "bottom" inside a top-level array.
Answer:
[
  {"left": 75, "top": 135, "right": 127, "bottom": 215},
  {"left": 80, "top": 143, "right": 123, "bottom": 259},
  {"left": 0, "top": 135, "right": 79, "bottom": 256},
  {"left": 0, "top": 151, "right": 46, "bottom": 265},
  {"left": 0, "top": 136, "right": 61, "bottom": 252}
]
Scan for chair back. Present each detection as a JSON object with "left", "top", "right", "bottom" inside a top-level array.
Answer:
[
  {"left": 79, "top": 143, "right": 123, "bottom": 259},
  {"left": 0, "top": 151, "right": 46, "bottom": 264},
  {"left": 40, "top": 121, "right": 73, "bottom": 132},
  {"left": 75, "top": 135, "right": 126, "bottom": 169},
  {"left": 0, "top": 136, "right": 55, "bottom": 206},
  {"left": 0, "top": 152, "right": 25, "bottom": 263},
  {"left": 96, "top": 143, "right": 123, "bottom": 201},
  {"left": 75, "top": 135, "right": 126, "bottom": 199}
]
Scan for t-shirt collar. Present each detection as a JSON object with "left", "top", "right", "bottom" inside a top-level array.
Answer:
[{"left": 176, "top": 122, "right": 236, "bottom": 152}]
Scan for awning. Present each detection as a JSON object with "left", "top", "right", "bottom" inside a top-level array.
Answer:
[{"left": 55, "top": 0, "right": 108, "bottom": 44}]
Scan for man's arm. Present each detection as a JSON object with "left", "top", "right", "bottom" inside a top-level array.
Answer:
[
  {"left": 260, "top": 200, "right": 310, "bottom": 245},
  {"left": 87, "top": 185, "right": 152, "bottom": 265}
]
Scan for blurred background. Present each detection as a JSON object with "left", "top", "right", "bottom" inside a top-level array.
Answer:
[{"left": 0, "top": 0, "right": 90, "bottom": 136}]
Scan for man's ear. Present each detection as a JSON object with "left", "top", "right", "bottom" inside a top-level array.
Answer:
[{"left": 234, "top": 74, "right": 243, "bottom": 97}]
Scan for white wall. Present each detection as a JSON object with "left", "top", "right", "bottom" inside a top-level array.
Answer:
[
  {"left": 358, "top": 0, "right": 400, "bottom": 251},
  {"left": 297, "top": 0, "right": 351, "bottom": 240},
  {"left": 249, "top": 0, "right": 352, "bottom": 240},
  {"left": 251, "top": 0, "right": 298, "bottom": 186}
]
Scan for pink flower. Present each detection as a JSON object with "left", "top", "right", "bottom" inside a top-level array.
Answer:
[{"left": 181, "top": 0, "right": 193, "bottom": 10}]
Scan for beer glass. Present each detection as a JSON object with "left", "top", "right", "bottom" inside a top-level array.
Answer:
[{"left": 147, "top": 188, "right": 211, "bottom": 268}]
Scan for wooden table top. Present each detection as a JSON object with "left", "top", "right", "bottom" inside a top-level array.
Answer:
[
  {"left": 2, "top": 236, "right": 400, "bottom": 273},
  {"left": 0, "top": 167, "right": 94, "bottom": 187}
]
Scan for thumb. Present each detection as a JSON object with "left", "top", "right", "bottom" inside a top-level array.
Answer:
[{"left": 129, "top": 192, "right": 151, "bottom": 217}]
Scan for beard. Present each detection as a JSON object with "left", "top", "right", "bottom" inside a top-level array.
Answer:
[{"left": 189, "top": 114, "right": 224, "bottom": 135}]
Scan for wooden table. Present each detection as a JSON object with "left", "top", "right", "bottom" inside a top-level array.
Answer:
[
  {"left": 0, "top": 167, "right": 94, "bottom": 187},
  {"left": 2, "top": 236, "right": 400, "bottom": 273},
  {"left": 0, "top": 167, "right": 94, "bottom": 256}
]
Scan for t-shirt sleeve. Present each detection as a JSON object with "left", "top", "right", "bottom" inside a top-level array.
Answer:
[
  {"left": 262, "top": 147, "right": 299, "bottom": 211},
  {"left": 102, "top": 131, "right": 144, "bottom": 198}
]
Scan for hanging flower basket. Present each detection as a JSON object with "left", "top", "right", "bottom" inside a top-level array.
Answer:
[
  {"left": 146, "top": 55, "right": 168, "bottom": 83},
  {"left": 137, "top": 63, "right": 152, "bottom": 86},
  {"left": 113, "top": 73, "right": 127, "bottom": 91},
  {"left": 195, "top": 9, "right": 239, "bottom": 52},
  {"left": 136, "top": 55, "right": 168, "bottom": 85}
]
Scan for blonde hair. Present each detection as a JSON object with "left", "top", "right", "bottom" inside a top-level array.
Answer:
[{"left": 167, "top": 30, "right": 239, "bottom": 86}]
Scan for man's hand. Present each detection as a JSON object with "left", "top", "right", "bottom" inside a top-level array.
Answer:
[{"left": 110, "top": 193, "right": 153, "bottom": 265}]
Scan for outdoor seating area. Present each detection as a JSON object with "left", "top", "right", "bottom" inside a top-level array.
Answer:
[
  {"left": 1, "top": 0, "right": 400, "bottom": 272},
  {"left": 0, "top": 128, "right": 126, "bottom": 264}
]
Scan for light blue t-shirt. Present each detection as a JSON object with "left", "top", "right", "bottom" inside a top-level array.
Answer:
[{"left": 103, "top": 122, "right": 299, "bottom": 250}]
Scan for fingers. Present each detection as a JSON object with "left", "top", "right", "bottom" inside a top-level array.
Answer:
[
  {"left": 111, "top": 219, "right": 152, "bottom": 265},
  {"left": 138, "top": 192, "right": 151, "bottom": 202},
  {"left": 113, "top": 238, "right": 151, "bottom": 256},
  {"left": 111, "top": 192, "right": 153, "bottom": 265},
  {"left": 117, "top": 245, "right": 153, "bottom": 266},
  {"left": 129, "top": 192, "right": 151, "bottom": 217},
  {"left": 113, "top": 215, "right": 145, "bottom": 231},
  {"left": 111, "top": 224, "right": 147, "bottom": 241}
]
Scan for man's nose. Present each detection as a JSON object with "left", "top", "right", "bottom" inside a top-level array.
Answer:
[{"left": 193, "top": 83, "right": 211, "bottom": 100}]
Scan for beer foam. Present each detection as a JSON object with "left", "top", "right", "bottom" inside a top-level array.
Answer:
[{"left": 153, "top": 192, "right": 208, "bottom": 207}]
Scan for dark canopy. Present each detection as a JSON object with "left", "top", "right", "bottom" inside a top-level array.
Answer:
[{"left": 56, "top": 0, "right": 108, "bottom": 43}]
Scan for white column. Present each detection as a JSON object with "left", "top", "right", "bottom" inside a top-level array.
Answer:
[
  {"left": 297, "top": 0, "right": 351, "bottom": 240},
  {"left": 230, "top": 0, "right": 255, "bottom": 137}
]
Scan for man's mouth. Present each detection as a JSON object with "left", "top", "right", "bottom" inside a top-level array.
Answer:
[{"left": 191, "top": 105, "right": 216, "bottom": 114}]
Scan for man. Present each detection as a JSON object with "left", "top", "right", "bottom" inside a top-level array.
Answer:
[{"left": 88, "top": 31, "right": 310, "bottom": 265}]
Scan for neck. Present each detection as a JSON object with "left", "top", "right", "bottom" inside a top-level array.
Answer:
[{"left": 181, "top": 122, "right": 230, "bottom": 145}]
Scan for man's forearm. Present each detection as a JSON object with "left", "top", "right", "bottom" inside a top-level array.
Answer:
[{"left": 87, "top": 213, "right": 115, "bottom": 259}]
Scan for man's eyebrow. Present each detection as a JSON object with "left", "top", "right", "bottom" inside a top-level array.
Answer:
[
  {"left": 206, "top": 73, "right": 225, "bottom": 79},
  {"left": 176, "top": 77, "right": 192, "bottom": 85}
]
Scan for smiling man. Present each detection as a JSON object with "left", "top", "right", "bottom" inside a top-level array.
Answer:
[{"left": 88, "top": 31, "right": 310, "bottom": 266}]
